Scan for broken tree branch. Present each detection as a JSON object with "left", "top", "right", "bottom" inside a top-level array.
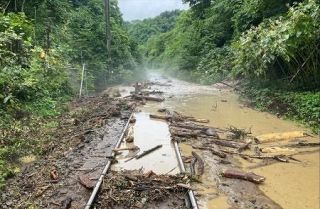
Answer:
[
  {"left": 222, "top": 169, "right": 265, "bottom": 184},
  {"left": 135, "top": 145, "right": 163, "bottom": 159}
]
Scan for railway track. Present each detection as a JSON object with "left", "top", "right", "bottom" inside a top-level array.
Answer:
[{"left": 85, "top": 110, "right": 199, "bottom": 208}]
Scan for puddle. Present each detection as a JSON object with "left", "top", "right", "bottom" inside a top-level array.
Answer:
[{"left": 113, "top": 107, "right": 179, "bottom": 174}]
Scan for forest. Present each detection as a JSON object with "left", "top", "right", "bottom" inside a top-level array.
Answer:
[
  {"left": 0, "top": 0, "right": 140, "bottom": 186},
  {"left": 0, "top": 0, "right": 319, "bottom": 190},
  {"left": 128, "top": 0, "right": 320, "bottom": 131}
]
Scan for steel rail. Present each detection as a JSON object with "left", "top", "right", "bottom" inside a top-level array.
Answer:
[
  {"left": 84, "top": 112, "right": 133, "bottom": 209},
  {"left": 174, "top": 141, "right": 199, "bottom": 209}
]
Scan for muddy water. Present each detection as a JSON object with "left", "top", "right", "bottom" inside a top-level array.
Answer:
[
  {"left": 150, "top": 78, "right": 319, "bottom": 209},
  {"left": 113, "top": 103, "right": 179, "bottom": 174},
  {"left": 114, "top": 75, "right": 319, "bottom": 209},
  {"left": 171, "top": 94, "right": 319, "bottom": 209}
]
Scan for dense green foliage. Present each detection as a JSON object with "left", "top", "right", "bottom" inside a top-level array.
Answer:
[
  {"left": 127, "top": 10, "right": 182, "bottom": 45},
  {"left": 129, "top": 0, "right": 319, "bottom": 129},
  {"left": 0, "top": 0, "right": 140, "bottom": 187}
]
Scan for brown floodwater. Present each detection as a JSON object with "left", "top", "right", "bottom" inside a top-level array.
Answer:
[
  {"left": 114, "top": 76, "right": 319, "bottom": 209},
  {"left": 113, "top": 104, "right": 179, "bottom": 174},
  {"left": 157, "top": 78, "right": 318, "bottom": 209}
]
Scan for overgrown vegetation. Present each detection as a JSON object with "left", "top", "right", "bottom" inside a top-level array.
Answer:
[
  {"left": 0, "top": 0, "right": 140, "bottom": 187},
  {"left": 128, "top": 0, "right": 319, "bottom": 130}
]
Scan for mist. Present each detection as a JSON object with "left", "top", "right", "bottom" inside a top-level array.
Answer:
[{"left": 118, "top": 0, "right": 188, "bottom": 21}]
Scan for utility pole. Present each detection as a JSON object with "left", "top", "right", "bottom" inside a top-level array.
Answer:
[
  {"left": 104, "top": 0, "right": 111, "bottom": 57},
  {"left": 79, "top": 51, "right": 85, "bottom": 98}
]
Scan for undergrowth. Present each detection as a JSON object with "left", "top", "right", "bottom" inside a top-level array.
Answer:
[
  {"left": 240, "top": 84, "right": 320, "bottom": 133},
  {"left": 0, "top": 95, "right": 70, "bottom": 188}
]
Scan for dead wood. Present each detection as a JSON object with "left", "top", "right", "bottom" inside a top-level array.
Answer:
[
  {"left": 222, "top": 150, "right": 291, "bottom": 163},
  {"left": 133, "top": 95, "right": 165, "bottom": 102},
  {"left": 189, "top": 118, "right": 210, "bottom": 123},
  {"left": 78, "top": 175, "right": 95, "bottom": 189},
  {"left": 136, "top": 145, "right": 163, "bottom": 159},
  {"left": 192, "top": 151, "right": 205, "bottom": 176},
  {"left": 170, "top": 129, "right": 199, "bottom": 138},
  {"left": 284, "top": 141, "right": 320, "bottom": 148},
  {"left": 150, "top": 114, "right": 171, "bottom": 121},
  {"left": 205, "top": 139, "right": 245, "bottom": 149},
  {"left": 171, "top": 122, "right": 209, "bottom": 131},
  {"left": 141, "top": 90, "right": 164, "bottom": 95},
  {"left": 113, "top": 146, "right": 139, "bottom": 152},
  {"left": 222, "top": 169, "right": 265, "bottom": 184},
  {"left": 192, "top": 145, "right": 227, "bottom": 158}
]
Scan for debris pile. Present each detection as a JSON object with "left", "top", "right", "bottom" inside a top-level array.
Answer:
[{"left": 95, "top": 171, "right": 189, "bottom": 209}]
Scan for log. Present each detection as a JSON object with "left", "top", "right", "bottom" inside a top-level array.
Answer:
[
  {"left": 113, "top": 146, "right": 139, "bottom": 152},
  {"left": 136, "top": 145, "right": 163, "bottom": 159},
  {"left": 141, "top": 90, "right": 164, "bottom": 95},
  {"left": 192, "top": 151, "right": 204, "bottom": 176},
  {"left": 150, "top": 114, "right": 171, "bottom": 121},
  {"left": 189, "top": 118, "right": 210, "bottom": 123},
  {"left": 255, "top": 131, "right": 307, "bottom": 143},
  {"left": 171, "top": 122, "right": 209, "bottom": 131},
  {"left": 222, "top": 169, "right": 265, "bottom": 184},
  {"left": 222, "top": 150, "right": 291, "bottom": 163},
  {"left": 133, "top": 95, "right": 164, "bottom": 102},
  {"left": 192, "top": 145, "right": 226, "bottom": 158},
  {"left": 170, "top": 130, "right": 199, "bottom": 138},
  {"left": 205, "top": 139, "right": 245, "bottom": 149},
  {"left": 78, "top": 175, "right": 95, "bottom": 189},
  {"left": 204, "top": 128, "right": 219, "bottom": 138},
  {"left": 284, "top": 141, "right": 320, "bottom": 148}
]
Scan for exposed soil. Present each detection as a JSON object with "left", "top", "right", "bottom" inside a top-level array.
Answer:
[{"left": 0, "top": 95, "right": 134, "bottom": 208}]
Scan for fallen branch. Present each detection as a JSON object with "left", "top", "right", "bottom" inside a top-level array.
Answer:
[
  {"left": 192, "top": 151, "right": 204, "bottom": 176},
  {"left": 113, "top": 146, "right": 139, "bottom": 152},
  {"left": 222, "top": 150, "right": 291, "bottom": 163},
  {"left": 189, "top": 118, "right": 210, "bottom": 123},
  {"left": 222, "top": 169, "right": 265, "bottom": 184},
  {"left": 192, "top": 145, "right": 226, "bottom": 158},
  {"left": 136, "top": 145, "right": 163, "bottom": 159},
  {"left": 171, "top": 130, "right": 199, "bottom": 138},
  {"left": 204, "top": 139, "right": 246, "bottom": 149},
  {"left": 133, "top": 95, "right": 165, "bottom": 102},
  {"left": 284, "top": 141, "right": 320, "bottom": 148},
  {"left": 150, "top": 114, "right": 171, "bottom": 121},
  {"left": 79, "top": 175, "right": 95, "bottom": 189}
]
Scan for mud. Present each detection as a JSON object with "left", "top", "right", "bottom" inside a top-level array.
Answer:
[{"left": 0, "top": 96, "right": 132, "bottom": 208}]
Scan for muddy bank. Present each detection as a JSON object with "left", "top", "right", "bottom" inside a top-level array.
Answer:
[{"left": 0, "top": 95, "right": 134, "bottom": 208}]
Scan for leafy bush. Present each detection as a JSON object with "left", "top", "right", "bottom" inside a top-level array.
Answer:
[
  {"left": 233, "top": 0, "right": 320, "bottom": 88},
  {"left": 194, "top": 46, "right": 233, "bottom": 84}
]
